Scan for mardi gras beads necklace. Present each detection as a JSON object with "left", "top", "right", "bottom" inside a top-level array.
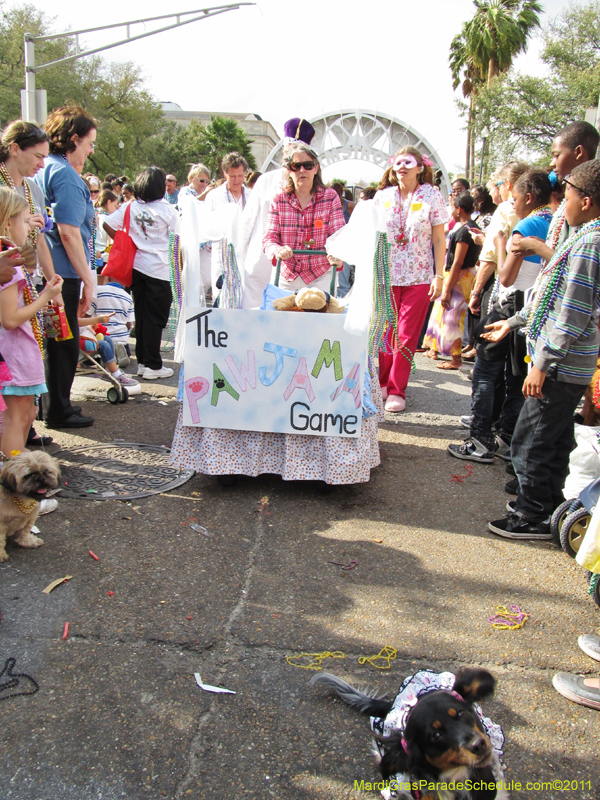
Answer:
[
  {"left": 0, "top": 163, "right": 39, "bottom": 247},
  {"left": 546, "top": 198, "right": 568, "bottom": 252},
  {"left": 525, "top": 217, "right": 600, "bottom": 345},
  {"left": 221, "top": 241, "right": 243, "bottom": 310},
  {"left": 369, "top": 232, "right": 415, "bottom": 372},
  {"left": 393, "top": 186, "right": 415, "bottom": 247},
  {"left": 226, "top": 185, "right": 246, "bottom": 210},
  {"left": 166, "top": 233, "right": 183, "bottom": 344},
  {"left": 21, "top": 268, "right": 44, "bottom": 355}
]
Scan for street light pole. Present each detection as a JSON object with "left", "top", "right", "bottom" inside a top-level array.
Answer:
[
  {"left": 479, "top": 126, "right": 490, "bottom": 184},
  {"left": 22, "top": 4, "right": 255, "bottom": 122},
  {"left": 119, "top": 140, "right": 124, "bottom": 175}
]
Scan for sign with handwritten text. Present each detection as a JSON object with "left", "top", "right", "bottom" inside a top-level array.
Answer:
[{"left": 182, "top": 309, "right": 367, "bottom": 437}]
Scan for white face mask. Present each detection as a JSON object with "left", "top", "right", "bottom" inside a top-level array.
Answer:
[{"left": 393, "top": 155, "right": 419, "bottom": 172}]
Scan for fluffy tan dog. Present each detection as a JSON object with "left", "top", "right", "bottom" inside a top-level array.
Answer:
[{"left": 0, "top": 451, "right": 60, "bottom": 561}]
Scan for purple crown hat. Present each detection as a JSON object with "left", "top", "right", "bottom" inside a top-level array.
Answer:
[{"left": 283, "top": 117, "right": 316, "bottom": 145}]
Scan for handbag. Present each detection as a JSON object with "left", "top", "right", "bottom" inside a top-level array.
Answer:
[{"left": 101, "top": 203, "right": 137, "bottom": 287}]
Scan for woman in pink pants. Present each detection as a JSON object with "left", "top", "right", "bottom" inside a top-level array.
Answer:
[{"left": 374, "top": 147, "right": 448, "bottom": 412}]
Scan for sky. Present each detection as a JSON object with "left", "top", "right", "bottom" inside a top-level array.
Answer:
[{"left": 13, "top": 0, "right": 568, "bottom": 182}]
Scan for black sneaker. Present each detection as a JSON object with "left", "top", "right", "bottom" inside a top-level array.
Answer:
[
  {"left": 505, "top": 461, "right": 516, "bottom": 476},
  {"left": 505, "top": 478, "right": 518, "bottom": 494},
  {"left": 488, "top": 513, "right": 552, "bottom": 540},
  {"left": 495, "top": 434, "right": 511, "bottom": 461},
  {"left": 447, "top": 437, "right": 495, "bottom": 463}
]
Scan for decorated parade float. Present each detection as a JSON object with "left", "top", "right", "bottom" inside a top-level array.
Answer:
[{"left": 169, "top": 197, "right": 390, "bottom": 485}]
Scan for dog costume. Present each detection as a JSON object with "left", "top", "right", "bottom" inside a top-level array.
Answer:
[{"left": 370, "top": 670, "right": 506, "bottom": 800}]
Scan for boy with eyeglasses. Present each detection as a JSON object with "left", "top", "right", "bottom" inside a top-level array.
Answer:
[
  {"left": 483, "top": 160, "right": 600, "bottom": 539},
  {"left": 513, "top": 121, "right": 600, "bottom": 263}
]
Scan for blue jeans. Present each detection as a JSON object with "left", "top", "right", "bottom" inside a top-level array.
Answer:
[
  {"left": 512, "top": 374, "right": 585, "bottom": 522},
  {"left": 336, "top": 262, "right": 354, "bottom": 298},
  {"left": 470, "top": 356, "right": 524, "bottom": 449},
  {"left": 97, "top": 337, "right": 115, "bottom": 366}
]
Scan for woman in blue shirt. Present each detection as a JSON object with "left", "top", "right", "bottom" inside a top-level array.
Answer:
[{"left": 35, "top": 105, "right": 97, "bottom": 428}]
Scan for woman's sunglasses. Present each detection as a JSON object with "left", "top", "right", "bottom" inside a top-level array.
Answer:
[{"left": 288, "top": 161, "right": 317, "bottom": 172}]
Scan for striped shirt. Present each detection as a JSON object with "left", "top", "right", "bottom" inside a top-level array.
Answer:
[
  {"left": 509, "top": 229, "right": 600, "bottom": 384},
  {"left": 91, "top": 283, "right": 134, "bottom": 344}
]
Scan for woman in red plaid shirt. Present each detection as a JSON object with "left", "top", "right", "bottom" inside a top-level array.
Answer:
[{"left": 263, "top": 143, "right": 345, "bottom": 291}]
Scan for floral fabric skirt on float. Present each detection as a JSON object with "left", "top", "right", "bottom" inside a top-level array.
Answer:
[{"left": 169, "top": 377, "right": 383, "bottom": 485}]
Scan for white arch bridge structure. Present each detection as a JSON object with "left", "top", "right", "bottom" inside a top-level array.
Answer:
[{"left": 261, "top": 109, "right": 451, "bottom": 196}]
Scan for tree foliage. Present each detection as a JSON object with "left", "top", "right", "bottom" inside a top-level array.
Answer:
[
  {"left": 472, "top": 1, "right": 600, "bottom": 170},
  {"left": 0, "top": 3, "right": 165, "bottom": 178},
  {"left": 449, "top": 0, "right": 542, "bottom": 180},
  {"left": 463, "top": 0, "right": 543, "bottom": 85},
  {"left": 184, "top": 116, "right": 257, "bottom": 177},
  {"left": 0, "top": 4, "right": 260, "bottom": 184}
]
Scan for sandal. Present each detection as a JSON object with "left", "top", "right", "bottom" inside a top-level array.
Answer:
[
  {"left": 437, "top": 360, "right": 462, "bottom": 370},
  {"left": 26, "top": 427, "right": 53, "bottom": 447}
]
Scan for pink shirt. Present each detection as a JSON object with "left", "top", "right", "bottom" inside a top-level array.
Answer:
[
  {"left": 0, "top": 267, "right": 45, "bottom": 387},
  {"left": 375, "top": 184, "right": 448, "bottom": 286}
]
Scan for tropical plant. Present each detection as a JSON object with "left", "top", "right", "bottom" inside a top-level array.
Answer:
[
  {"left": 465, "top": 0, "right": 543, "bottom": 86},
  {"left": 185, "top": 116, "right": 257, "bottom": 176},
  {"left": 449, "top": 30, "right": 486, "bottom": 179},
  {"left": 450, "top": 0, "right": 543, "bottom": 180},
  {"left": 472, "top": 1, "right": 600, "bottom": 167}
]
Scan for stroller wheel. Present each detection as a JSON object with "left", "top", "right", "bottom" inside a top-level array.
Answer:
[
  {"left": 118, "top": 387, "right": 129, "bottom": 404},
  {"left": 107, "top": 387, "right": 120, "bottom": 405},
  {"left": 560, "top": 506, "right": 591, "bottom": 558},
  {"left": 550, "top": 499, "right": 577, "bottom": 543},
  {"left": 588, "top": 572, "right": 600, "bottom": 609}
]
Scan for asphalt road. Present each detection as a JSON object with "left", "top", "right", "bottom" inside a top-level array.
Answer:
[{"left": 1, "top": 352, "right": 598, "bottom": 800}]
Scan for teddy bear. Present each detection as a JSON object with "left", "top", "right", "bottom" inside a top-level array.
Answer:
[{"left": 272, "top": 287, "right": 344, "bottom": 314}]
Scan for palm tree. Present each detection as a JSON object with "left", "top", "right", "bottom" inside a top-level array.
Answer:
[
  {"left": 450, "top": 29, "right": 485, "bottom": 180},
  {"left": 450, "top": 0, "right": 543, "bottom": 179},
  {"left": 465, "top": 0, "right": 543, "bottom": 86}
]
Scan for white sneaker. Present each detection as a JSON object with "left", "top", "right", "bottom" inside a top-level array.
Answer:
[
  {"left": 143, "top": 366, "right": 174, "bottom": 380},
  {"left": 117, "top": 373, "right": 142, "bottom": 395},
  {"left": 137, "top": 363, "right": 145, "bottom": 376},
  {"left": 39, "top": 498, "right": 58, "bottom": 515}
]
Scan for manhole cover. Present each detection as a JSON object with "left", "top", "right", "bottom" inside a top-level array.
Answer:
[{"left": 57, "top": 442, "right": 195, "bottom": 500}]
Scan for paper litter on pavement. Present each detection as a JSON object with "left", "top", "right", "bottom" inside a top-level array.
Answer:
[{"left": 194, "top": 673, "right": 236, "bottom": 694}]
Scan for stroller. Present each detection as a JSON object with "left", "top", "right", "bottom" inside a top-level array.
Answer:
[
  {"left": 78, "top": 329, "right": 134, "bottom": 405},
  {"left": 550, "top": 424, "right": 600, "bottom": 608}
]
